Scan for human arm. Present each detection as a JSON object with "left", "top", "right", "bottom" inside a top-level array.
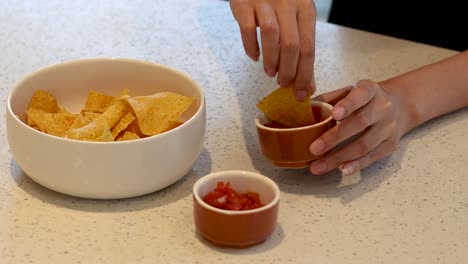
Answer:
[
  {"left": 229, "top": 0, "right": 317, "bottom": 100},
  {"left": 308, "top": 50, "right": 468, "bottom": 175}
]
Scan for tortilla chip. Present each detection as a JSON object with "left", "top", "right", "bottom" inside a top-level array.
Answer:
[
  {"left": 82, "top": 90, "right": 116, "bottom": 113},
  {"left": 124, "top": 120, "right": 145, "bottom": 138},
  {"left": 84, "top": 111, "right": 101, "bottom": 119},
  {"left": 66, "top": 100, "right": 128, "bottom": 140},
  {"left": 111, "top": 112, "right": 136, "bottom": 139},
  {"left": 26, "top": 90, "right": 64, "bottom": 126},
  {"left": 100, "top": 124, "right": 114, "bottom": 142},
  {"left": 26, "top": 109, "right": 77, "bottom": 137},
  {"left": 257, "top": 85, "right": 315, "bottom": 127},
  {"left": 127, "top": 92, "right": 194, "bottom": 136},
  {"left": 116, "top": 131, "right": 141, "bottom": 141},
  {"left": 69, "top": 112, "right": 101, "bottom": 130},
  {"left": 69, "top": 114, "right": 86, "bottom": 130},
  {"left": 167, "top": 120, "right": 184, "bottom": 130},
  {"left": 27, "top": 90, "right": 61, "bottom": 113},
  {"left": 100, "top": 100, "right": 129, "bottom": 127},
  {"left": 117, "top": 89, "right": 130, "bottom": 99},
  {"left": 26, "top": 89, "right": 192, "bottom": 141}
]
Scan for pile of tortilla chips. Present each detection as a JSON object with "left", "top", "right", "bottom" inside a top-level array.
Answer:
[
  {"left": 257, "top": 85, "right": 315, "bottom": 128},
  {"left": 25, "top": 89, "right": 194, "bottom": 142}
]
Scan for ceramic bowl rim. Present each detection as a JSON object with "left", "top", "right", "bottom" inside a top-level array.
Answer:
[
  {"left": 193, "top": 170, "right": 280, "bottom": 216},
  {"left": 6, "top": 57, "right": 205, "bottom": 145}
]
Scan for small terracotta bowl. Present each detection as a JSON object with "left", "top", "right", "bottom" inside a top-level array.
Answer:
[
  {"left": 193, "top": 170, "right": 280, "bottom": 248},
  {"left": 255, "top": 101, "right": 334, "bottom": 168}
]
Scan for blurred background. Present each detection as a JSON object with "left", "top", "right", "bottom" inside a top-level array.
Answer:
[{"left": 315, "top": 0, "right": 332, "bottom": 22}]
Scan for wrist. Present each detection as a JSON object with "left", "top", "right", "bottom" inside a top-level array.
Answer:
[{"left": 379, "top": 78, "right": 421, "bottom": 137}]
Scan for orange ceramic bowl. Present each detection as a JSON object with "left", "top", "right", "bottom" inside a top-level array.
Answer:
[
  {"left": 193, "top": 170, "right": 280, "bottom": 248},
  {"left": 255, "top": 101, "right": 334, "bottom": 169}
]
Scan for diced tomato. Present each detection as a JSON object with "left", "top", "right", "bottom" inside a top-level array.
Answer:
[
  {"left": 202, "top": 181, "right": 264, "bottom": 211},
  {"left": 312, "top": 105, "right": 322, "bottom": 123}
]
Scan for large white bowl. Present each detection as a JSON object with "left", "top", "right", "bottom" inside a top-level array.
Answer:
[{"left": 6, "top": 58, "right": 206, "bottom": 199}]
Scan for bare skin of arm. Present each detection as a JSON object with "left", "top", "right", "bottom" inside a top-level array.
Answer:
[{"left": 309, "top": 50, "right": 468, "bottom": 176}]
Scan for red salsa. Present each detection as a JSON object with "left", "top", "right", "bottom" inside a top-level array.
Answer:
[
  {"left": 265, "top": 105, "right": 326, "bottom": 128},
  {"left": 202, "top": 181, "right": 263, "bottom": 211}
]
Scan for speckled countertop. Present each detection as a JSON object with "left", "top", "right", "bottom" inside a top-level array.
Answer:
[{"left": 0, "top": 1, "right": 466, "bottom": 263}]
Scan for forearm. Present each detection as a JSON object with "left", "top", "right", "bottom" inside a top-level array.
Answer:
[{"left": 380, "top": 50, "right": 468, "bottom": 135}]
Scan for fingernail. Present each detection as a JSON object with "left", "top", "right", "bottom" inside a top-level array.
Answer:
[
  {"left": 339, "top": 161, "right": 359, "bottom": 176},
  {"left": 264, "top": 67, "right": 277, "bottom": 77},
  {"left": 310, "top": 139, "right": 325, "bottom": 155},
  {"left": 310, "top": 161, "right": 327, "bottom": 174},
  {"left": 333, "top": 106, "right": 345, "bottom": 120},
  {"left": 295, "top": 90, "right": 307, "bottom": 101}
]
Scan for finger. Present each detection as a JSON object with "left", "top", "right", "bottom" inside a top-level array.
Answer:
[
  {"left": 293, "top": 1, "right": 317, "bottom": 100},
  {"left": 309, "top": 96, "right": 380, "bottom": 156},
  {"left": 309, "top": 123, "right": 390, "bottom": 175},
  {"left": 332, "top": 80, "right": 378, "bottom": 121},
  {"left": 338, "top": 137, "right": 399, "bottom": 176},
  {"left": 230, "top": 1, "right": 260, "bottom": 61},
  {"left": 312, "top": 86, "right": 353, "bottom": 105},
  {"left": 255, "top": 4, "right": 280, "bottom": 77},
  {"left": 275, "top": 3, "right": 300, "bottom": 88}
]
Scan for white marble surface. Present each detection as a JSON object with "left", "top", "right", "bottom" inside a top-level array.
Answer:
[{"left": 0, "top": 1, "right": 466, "bottom": 263}]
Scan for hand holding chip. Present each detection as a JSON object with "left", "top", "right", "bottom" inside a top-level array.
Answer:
[
  {"left": 308, "top": 79, "right": 407, "bottom": 176},
  {"left": 229, "top": 0, "right": 317, "bottom": 100}
]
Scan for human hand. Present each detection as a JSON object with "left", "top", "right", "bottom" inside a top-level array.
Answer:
[
  {"left": 229, "top": 0, "right": 317, "bottom": 100},
  {"left": 308, "top": 79, "right": 409, "bottom": 176}
]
